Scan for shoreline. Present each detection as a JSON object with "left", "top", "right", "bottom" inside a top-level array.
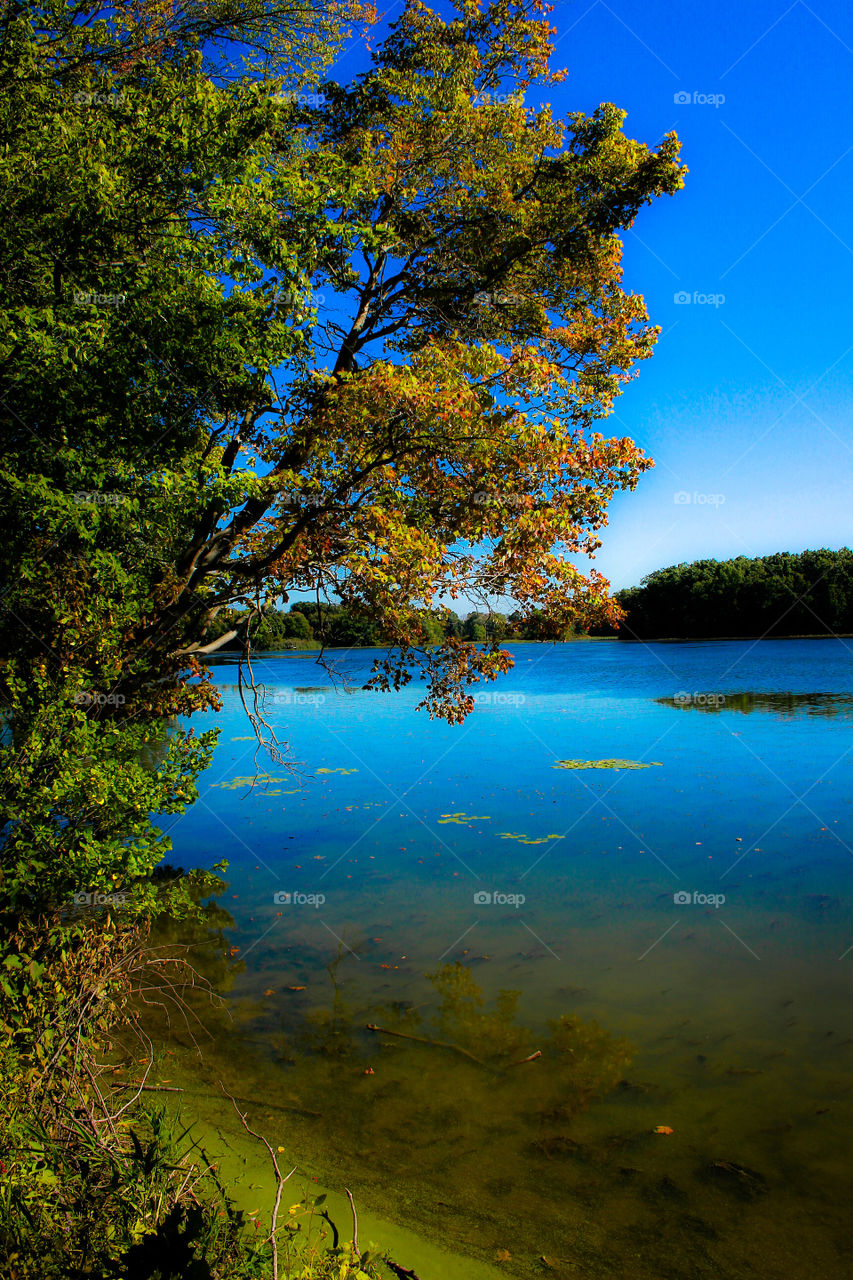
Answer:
[
  {"left": 205, "top": 631, "right": 853, "bottom": 657},
  {"left": 170, "top": 1080, "right": 513, "bottom": 1280},
  {"left": 611, "top": 632, "right": 853, "bottom": 643}
]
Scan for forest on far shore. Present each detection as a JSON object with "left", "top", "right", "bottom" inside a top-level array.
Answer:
[
  {"left": 212, "top": 549, "right": 853, "bottom": 650},
  {"left": 205, "top": 601, "right": 579, "bottom": 650},
  {"left": 610, "top": 548, "right": 853, "bottom": 640}
]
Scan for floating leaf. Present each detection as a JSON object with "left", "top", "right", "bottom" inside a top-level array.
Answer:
[
  {"left": 437, "top": 812, "right": 491, "bottom": 824},
  {"left": 500, "top": 831, "right": 563, "bottom": 844},
  {"left": 553, "top": 759, "right": 662, "bottom": 770}
]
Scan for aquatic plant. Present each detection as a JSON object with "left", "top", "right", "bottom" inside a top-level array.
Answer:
[
  {"left": 425, "top": 961, "right": 532, "bottom": 1062},
  {"left": 553, "top": 758, "right": 663, "bottom": 770},
  {"left": 544, "top": 1014, "right": 635, "bottom": 1113}
]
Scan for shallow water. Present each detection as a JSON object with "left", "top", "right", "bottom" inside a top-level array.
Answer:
[{"left": 158, "top": 639, "right": 853, "bottom": 1278}]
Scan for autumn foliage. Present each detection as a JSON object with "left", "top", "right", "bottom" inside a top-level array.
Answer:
[
  {"left": 131, "top": 0, "right": 685, "bottom": 719},
  {"left": 0, "top": 0, "right": 684, "bottom": 916}
]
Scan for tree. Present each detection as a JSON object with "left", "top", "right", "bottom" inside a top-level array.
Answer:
[
  {"left": 4, "top": 0, "right": 685, "bottom": 729},
  {"left": 0, "top": 6, "right": 683, "bottom": 1263},
  {"left": 0, "top": 0, "right": 376, "bottom": 915},
  {"left": 443, "top": 610, "right": 464, "bottom": 639},
  {"left": 283, "top": 609, "right": 315, "bottom": 641},
  {"left": 1, "top": 0, "right": 684, "bottom": 916},
  {"left": 122, "top": 0, "right": 685, "bottom": 722},
  {"left": 612, "top": 549, "right": 853, "bottom": 639}
]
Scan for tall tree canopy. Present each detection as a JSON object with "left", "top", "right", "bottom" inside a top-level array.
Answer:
[
  {"left": 612, "top": 549, "right": 853, "bottom": 640},
  {"left": 0, "top": 0, "right": 683, "bottom": 911},
  {"left": 1, "top": 0, "right": 684, "bottom": 729},
  {"left": 0, "top": 9, "right": 687, "bottom": 1270},
  {"left": 0, "top": 0, "right": 372, "bottom": 911},
  {"left": 153, "top": 0, "right": 685, "bottom": 719}
]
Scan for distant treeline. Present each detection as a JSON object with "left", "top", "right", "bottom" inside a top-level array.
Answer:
[
  {"left": 206, "top": 603, "right": 580, "bottom": 651},
  {"left": 607, "top": 549, "right": 853, "bottom": 639},
  {"left": 206, "top": 549, "right": 853, "bottom": 650}
]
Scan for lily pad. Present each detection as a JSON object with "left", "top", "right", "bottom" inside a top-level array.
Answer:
[
  {"left": 211, "top": 773, "right": 284, "bottom": 789},
  {"left": 499, "top": 831, "right": 564, "bottom": 844},
  {"left": 553, "top": 759, "right": 663, "bottom": 770},
  {"left": 437, "top": 812, "right": 491, "bottom": 824}
]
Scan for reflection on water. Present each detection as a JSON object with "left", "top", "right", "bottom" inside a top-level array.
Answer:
[
  {"left": 146, "top": 913, "right": 853, "bottom": 1280},
  {"left": 657, "top": 689, "right": 853, "bottom": 717},
  {"left": 151, "top": 641, "right": 853, "bottom": 1278}
]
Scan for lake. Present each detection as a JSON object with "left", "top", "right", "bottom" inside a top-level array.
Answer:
[{"left": 158, "top": 638, "right": 853, "bottom": 1279}]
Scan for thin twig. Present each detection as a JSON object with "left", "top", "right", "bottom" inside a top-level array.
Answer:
[
  {"left": 384, "top": 1260, "right": 424, "bottom": 1280},
  {"left": 344, "top": 1187, "right": 359, "bottom": 1257},
  {"left": 111, "top": 1083, "right": 184, "bottom": 1093},
  {"left": 508, "top": 1049, "right": 542, "bottom": 1066},
  {"left": 220, "top": 1083, "right": 297, "bottom": 1280},
  {"left": 182, "top": 1086, "right": 320, "bottom": 1117},
  {"left": 365, "top": 1023, "right": 493, "bottom": 1070}
]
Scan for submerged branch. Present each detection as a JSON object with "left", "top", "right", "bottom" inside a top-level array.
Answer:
[{"left": 365, "top": 1022, "right": 494, "bottom": 1071}]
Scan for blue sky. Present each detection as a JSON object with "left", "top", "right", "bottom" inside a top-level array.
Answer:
[{"left": 321, "top": 0, "right": 853, "bottom": 595}]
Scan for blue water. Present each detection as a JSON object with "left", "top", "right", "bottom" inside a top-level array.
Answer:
[{"left": 161, "top": 639, "right": 853, "bottom": 1280}]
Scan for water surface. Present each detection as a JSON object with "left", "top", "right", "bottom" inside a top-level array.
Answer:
[{"left": 159, "top": 639, "right": 853, "bottom": 1279}]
